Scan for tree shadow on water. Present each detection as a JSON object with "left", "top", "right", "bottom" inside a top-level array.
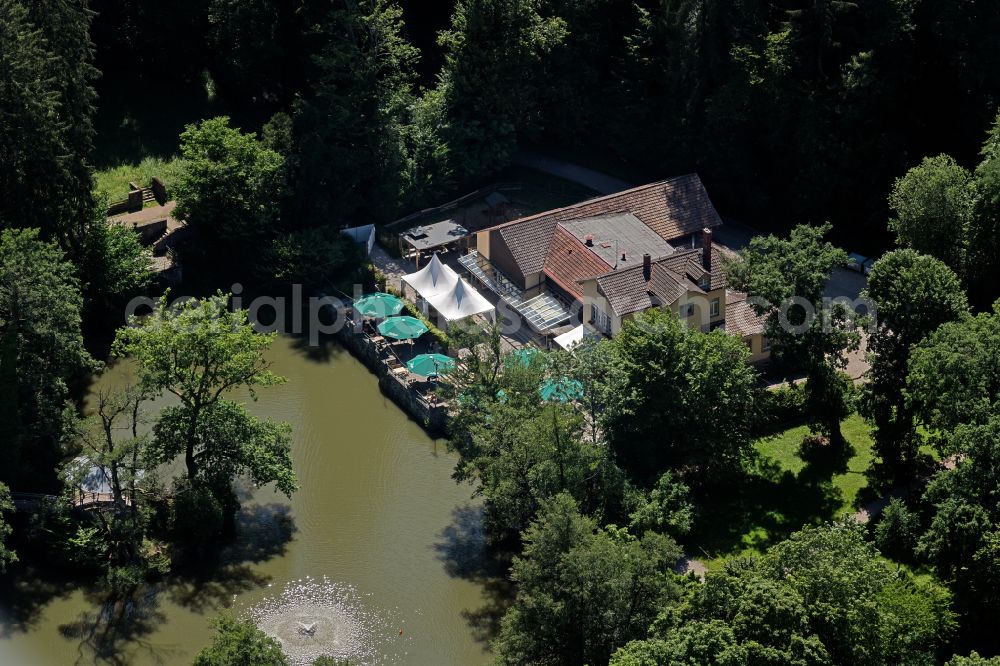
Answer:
[
  {"left": 165, "top": 502, "right": 296, "bottom": 615},
  {"left": 57, "top": 584, "right": 173, "bottom": 666},
  {"left": 289, "top": 332, "right": 346, "bottom": 364},
  {"left": 434, "top": 505, "right": 514, "bottom": 647},
  {"left": 0, "top": 567, "right": 79, "bottom": 638}
]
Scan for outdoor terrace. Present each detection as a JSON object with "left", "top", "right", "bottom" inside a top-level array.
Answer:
[{"left": 459, "top": 250, "right": 571, "bottom": 333}]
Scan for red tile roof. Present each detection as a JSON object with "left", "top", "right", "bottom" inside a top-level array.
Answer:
[
  {"left": 725, "top": 291, "right": 766, "bottom": 337},
  {"left": 543, "top": 226, "right": 612, "bottom": 298},
  {"left": 493, "top": 174, "right": 722, "bottom": 276}
]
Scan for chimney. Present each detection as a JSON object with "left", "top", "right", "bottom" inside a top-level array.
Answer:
[
  {"left": 621, "top": 251, "right": 627, "bottom": 262},
  {"left": 701, "top": 227, "right": 713, "bottom": 272},
  {"left": 643, "top": 253, "right": 651, "bottom": 281},
  {"left": 585, "top": 234, "right": 594, "bottom": 247}
]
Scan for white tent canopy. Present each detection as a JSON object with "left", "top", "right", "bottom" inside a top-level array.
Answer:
[
  {"left": 553, "top": 325, "right": 586, "bottom": 350},
  {"left": 400, "top": 253, "right": 459, "bottom": 300},
  {"left": 426, "top": 277, "right": 495, "bottom": 324}
]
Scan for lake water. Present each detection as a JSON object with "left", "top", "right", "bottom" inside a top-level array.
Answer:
[{"left": 0, "top": 337, "right": 492, "bottom": 665}]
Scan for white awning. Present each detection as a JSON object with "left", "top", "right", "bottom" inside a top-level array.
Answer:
[
  {"left": 401, "top": 253, "right": 459, "bottom": 300},
  {"left": 426, "top": 277, "right": 495, "bottom": 323},
  {"left": 553, "top": 325, "right": 586, "bottom": 350}
]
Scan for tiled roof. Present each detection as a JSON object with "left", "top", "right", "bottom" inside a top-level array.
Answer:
[
  {"left": 652, "top": 245, "right": 730, "bottom": 290},
  {"left": 595, "top": 260, "right": 696, "bottom": 317},
  {"left": 494, "top": 174, "right": 722, "bottom": 276},
  {"left": 725, "top": 291, "right": 766, "bottom": 337},
  {"left": 544, "top": 226, "right": 611, "bottom": 298},
  {"left": 498, "top": 217, "right": 559, "bottom": 277}
]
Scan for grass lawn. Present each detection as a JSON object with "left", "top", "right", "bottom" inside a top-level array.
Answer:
[
  {"left": 94, "top": 156, "right": 185, "bottom": 202},
  {"left": 690, "top": 413, "right": 876, "bottom": 569}
]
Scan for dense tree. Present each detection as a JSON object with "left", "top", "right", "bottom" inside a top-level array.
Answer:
[
  {"left": 174, "top": 117, "right": 285, "bottom": 260},
  {"left": 861, "top": 249, "right": 968, "bottom": 481},
  {"left": 291, "top": 0, "right": 419, "bottom": 224},
  {"left": 0, "top": 482, "right": 15, "bottom": 572},
  {"left": 547, "top": 338, "right": 615, "bottom": 444},
  {"left": 907, "top": 304, "right": 1000, "bottom": 441},
  {"left": 80, "top": 219, "right": 153, "bottom": 317},
  {"left": 434, "top": 0, "right": 567, "bottom": 181},
  {"left": 873, "top": 497, "right": 919, "bottom": 563},
  {"left": 260, "top": 226, "right": 363, "bottom": 292},
  {"left": 888, "top": 155, "right": 973, "bottom": 276},
  {"left": 616, "top": 520, "right": 955, "bottom": 666},
  {"left": 0, "top": 0, "right": 98, "bottom": 248},
  {"left": 0, "top": 228, "right": 94, "bottom": 487},
  {"left": 193, "top": 613, "right": 288, "bottom": 666},
  {"left": 727, "top": 223, "right": 859, "bottom": 445},
  {"left": 603, "top": 307, "right": 757, "bottom": 482},
  {"left": 113, "top": 293, "right": 297, "bottom": 523},
  {"left": 451, "top": 345, "right": 626, "bottom": 538},
  {"left": 207, "top": 0, "right": 285, "bottom": 104},
  {"left": 918, "top": 416, "right": 1000, "bottom": 632},
  {"left": 493, "top": 493, "right": 682, "bottom": 666},
  {"left": 969, "top": 110, "right": 1000, "bottom": 307},
  {"left": 627, "top": 470, "right": 694, "bottom": 540},
  {"left": 949, "top": 654, "right": 1000, "bottom": 666}
]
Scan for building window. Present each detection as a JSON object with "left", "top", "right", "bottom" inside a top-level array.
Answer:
[
  {"left": 762, "top": 337, "right": 771, "bottom": 351},
  {"left": 710, "top": 298, "right": 720, "bottom": 317},
  {"left": 680, "top": 303, "right": 695, "bottom": 318},
  {"left": 591, "top": 304, "right": 612, "bottom": 335},
  {"left": 699, "top": 277, "right": 710, "bottom": 290},
  {"left": 746, "top": 338, "right": 754, "bottom": 353}
]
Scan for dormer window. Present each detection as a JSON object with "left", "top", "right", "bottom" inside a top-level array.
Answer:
[{"left": 699, "top": 275, "right": 710, "bottom": 290}]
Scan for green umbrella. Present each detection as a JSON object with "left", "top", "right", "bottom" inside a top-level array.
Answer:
[
  {"left": 407, "top": 353, "right": 455, "bottom": 377},
  {"left": 378, "top": 315, "right": 429, "bottom": 340},
  {"left": 539, "top": 377, "right": 584, "bottom": 403},
  {"left": 507, "top": 346, "right": 540, "bottom": 367},
  {"left": 354, "top": 292, "right": 404, "bottom": 318}
]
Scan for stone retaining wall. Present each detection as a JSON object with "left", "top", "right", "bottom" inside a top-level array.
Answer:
[{"left": 333, "top": 323, "right": 448, "bottom": 436}]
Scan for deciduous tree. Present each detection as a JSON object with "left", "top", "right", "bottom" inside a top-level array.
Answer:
[
  {"left": 0, "top": 228, "right": 94, "bottom": 486},
  {"left": 193, "top": 613, "right": 288, "bottom": 666},
  {"left": 617, "top": 520, "right": 955, "bottom": 666},
  {"left": 888, "top": 155, "right": 973, "bottom": 276},
  {"left": 604, "top": 308, "right": 757, "bottom": 482},
  {"left": 861, "top": 249, "right": 968, "bottom": 481},
  {"left": 907, "top": 304, "right": 1000, "bottom": 441},
  {"left": 174, "top": 117, "right": 285, "bottom": 260},
  {"left": 726, "top": 223, "right": 859, "bottom": 446},
  {"left": 918, "top": 416, "right": 1000, "bottom": 628},
  {"left": 291, "top": 0, "right": 419, "bottom": 224},
  {"left": 494, "top": 493, "right": 682, "bottom": 666},
  {"left": 113, "top": 293, "right": 297, "bottom": 519}
]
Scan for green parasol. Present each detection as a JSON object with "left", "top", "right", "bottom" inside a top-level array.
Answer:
[
  {"left": 407, "top": 353, "right": 456, "bottom": 377},
  {"left": 377, "top": 315, "right": 429, "bottom": 340},
  {"left": 539, "top": 377, "right": 584, "bottom": 403},
  {"left": 354, "top": 292, "right": 404, "bottom": 318},
  {"left": 507, "top": 346, "right": 540, "bottom": 368}
]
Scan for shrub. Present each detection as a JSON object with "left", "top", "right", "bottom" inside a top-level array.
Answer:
[
  {"left": 752, "top": 383, "right": 807, "bottom": 435},
  {"left": 874, "top": 498, "right": 919, "bottom": 562}
]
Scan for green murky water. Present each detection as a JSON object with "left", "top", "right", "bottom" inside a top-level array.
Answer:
[{"left": 0, "top": 337, "right": 492, "bottom": 665}]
